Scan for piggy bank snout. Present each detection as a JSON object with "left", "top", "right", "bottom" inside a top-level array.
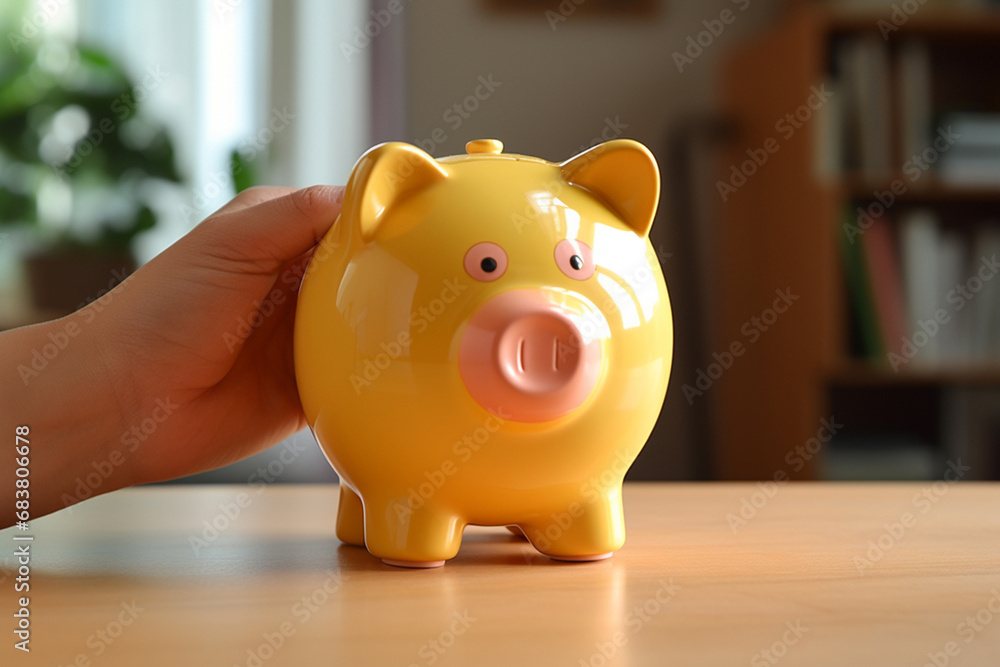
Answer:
[{"left": 458, "top": 289, "right": 602, "bottom": 423}]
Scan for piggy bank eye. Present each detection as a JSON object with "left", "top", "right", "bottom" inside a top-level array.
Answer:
[
  {"left": 464, "top": 242, "right": 508, "bottom": 282},
  {"left": 555, "top": 239, "right": 595, "bottom": 280}
]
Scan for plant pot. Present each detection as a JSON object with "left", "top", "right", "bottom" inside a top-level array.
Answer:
[{"left": 23, "top": 248, "right": 136, "bottom": 316}]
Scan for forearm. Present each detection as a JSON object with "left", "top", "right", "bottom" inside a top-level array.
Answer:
[{"left": 1, "top": 310, "right": 136, "bottom": 526}]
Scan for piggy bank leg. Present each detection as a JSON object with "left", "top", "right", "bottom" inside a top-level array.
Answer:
[
  {"left": 523, "top": 489, "right": 626, "bottom": 562},
  {"left": 335, "top": 485, "right": 365, "bottom": 546},
  {"left": 362, "top": 497, "right": 465, "bottom": 568},
  {"left": 505, "top": 525, "right": 527, "bottom": 538}
]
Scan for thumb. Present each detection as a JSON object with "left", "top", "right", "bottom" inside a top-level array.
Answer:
[{"left": 195, "top": 185, "right": 345, "bottom": 268}]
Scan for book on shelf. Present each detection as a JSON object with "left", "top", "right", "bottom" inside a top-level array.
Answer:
[
  {"left": 942, "top": 113, "right": 1000, "bottom": 151},
  {"left": 814, "top": 77, "right": 842, "bottom": 180},
  {"left": 842, "top": 207, "right": 1000, "bottom": 366},
  {"left": 841, "top": 208, "right": 884, "bottom": 359},
  {"left": 896, "top": 39, "right": 932, "bottom": 166},
  {"left": 938, "top": 230, "right": 972, "bottom": 361},
  {"left": 971, "top": 226, "right": 1000, "bottom": 358},
  {"left": 898, "top": 209, "right": 942, "bottom": 362},
  {"left": 863, "top": 214, "right": 908, "bottom": 357},
  {"left": 832, "top": 35, "right": 893, "bottom": 179},
  {"left": 937, "top": 112, "right": 1000, "bottom": 186},
  {"left": 828, "top": 38, "right": 1000, "bottom": 186},
  {"left": 939, "top": 153, "right": 1000, "bottom": 186}
]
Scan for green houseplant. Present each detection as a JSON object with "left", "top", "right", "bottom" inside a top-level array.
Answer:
[{"left": 0, "top": 39, "right": 181, "bottom": 313}]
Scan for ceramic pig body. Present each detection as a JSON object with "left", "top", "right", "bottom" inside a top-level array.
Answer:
[{"left": 294, "top": 139, "right": 672, "bottom": 568}]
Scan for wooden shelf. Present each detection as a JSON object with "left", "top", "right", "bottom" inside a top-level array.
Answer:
[
  {"left": 839, "top": 178, "right": 1000, "bottom": 204},
  {"left": 829, "top": 361, "right": 1000, "bottom": 387},
  {"left": 822, "top": 7, "right": 1000, "bottom": 40}
]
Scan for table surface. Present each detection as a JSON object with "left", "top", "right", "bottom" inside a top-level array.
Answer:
[{"left": 2, "top": 482, "right": 999, "bottom": 666}]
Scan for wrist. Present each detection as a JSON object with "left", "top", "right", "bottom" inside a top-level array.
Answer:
[{"left": 2, "top": 310, "right": 138, "bottom": 522}]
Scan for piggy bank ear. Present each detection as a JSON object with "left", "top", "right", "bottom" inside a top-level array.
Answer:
[
  {"left": 560, "top": 139, "right": 660, "bottom": 238},
  {"left": 345, "top": 142, "right": 447, "bottom": 242}
]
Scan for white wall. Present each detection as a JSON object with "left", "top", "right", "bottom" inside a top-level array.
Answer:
[
  {"left": 269, "top": 0, "right": 371, "bottom": 187},
  {"left": 404, "top": 1, "right": 779, "bottom": 160}
]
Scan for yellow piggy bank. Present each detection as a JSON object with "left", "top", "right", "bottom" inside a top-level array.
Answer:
[{"left": 294, "top": 138, "right": 672, "bottom": 568}]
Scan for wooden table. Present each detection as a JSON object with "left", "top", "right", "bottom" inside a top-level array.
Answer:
[{"left": 2, "top": 483, "right": 999, "bottom": 666}]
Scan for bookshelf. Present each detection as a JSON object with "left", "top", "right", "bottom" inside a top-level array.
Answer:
[
  {"left": 715, "top": 6, "right": 1000, "bottom": 481},
  {"left": 831, "top": 361, "right": 1000, "bottom": 387},
  {"left": 842, "top": 179, "right": 1000, "bottom": 204}
]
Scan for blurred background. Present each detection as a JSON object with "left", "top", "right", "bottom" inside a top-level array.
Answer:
[{"left": 2, "top": 0, "right": 999, "bottom": 485}]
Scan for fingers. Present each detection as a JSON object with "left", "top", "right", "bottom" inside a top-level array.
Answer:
[
  {"left": 234, "top": 248, "right": 315, "bottom": 375},
  {"left": 197, "top": 185, "right": 346, "bottom": 269},
  {"left": 210, "top": 186, "right": 298, "bottom": 217}
]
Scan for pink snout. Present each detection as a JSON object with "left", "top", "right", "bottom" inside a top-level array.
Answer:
[{"left": 458, "top": 290, "right": 602, "bottom": 423}]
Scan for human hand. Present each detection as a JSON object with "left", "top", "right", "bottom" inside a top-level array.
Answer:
[{"left": 1, "top": 185, "right": 344, "bottom": 523}]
